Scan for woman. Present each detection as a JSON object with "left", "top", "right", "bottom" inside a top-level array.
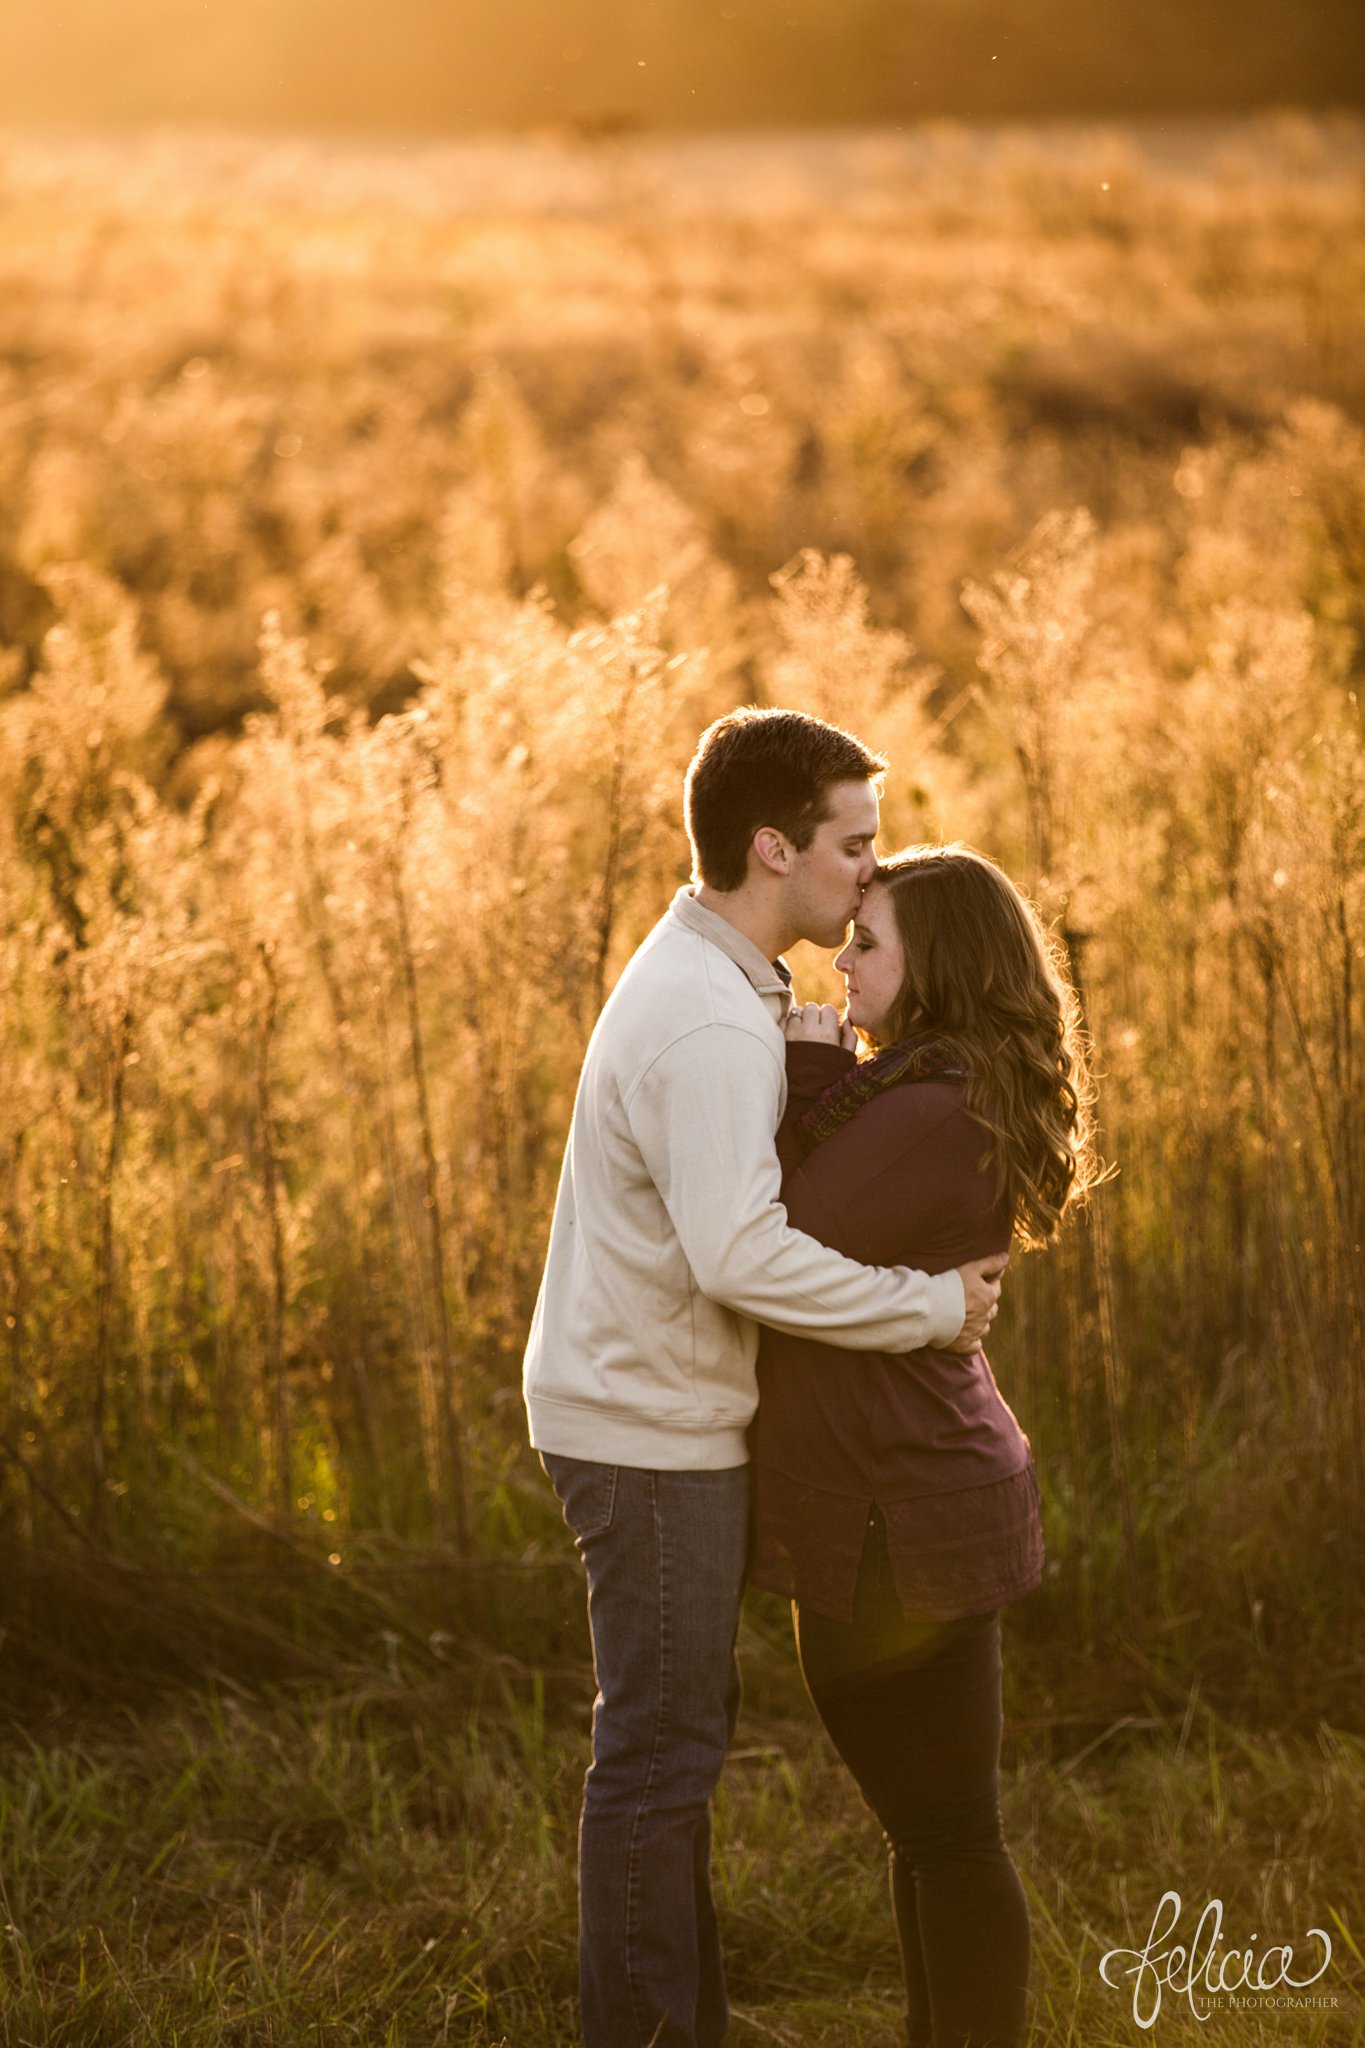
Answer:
[{"left": 749, "top": 843, "right": 1098, "bottom": 2048}]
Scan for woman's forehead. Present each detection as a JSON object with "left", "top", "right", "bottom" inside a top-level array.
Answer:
[{"left": 854, "top": 884, "right": 899, "bottom": 938}]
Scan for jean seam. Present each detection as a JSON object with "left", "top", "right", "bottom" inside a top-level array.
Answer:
[{"left": 623, "top": 1470, "right": 671, "bottom": 2046}]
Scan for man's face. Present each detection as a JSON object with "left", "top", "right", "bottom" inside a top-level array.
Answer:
[{"left": 781, "top": 779, "right": 880, "bottom": 948}]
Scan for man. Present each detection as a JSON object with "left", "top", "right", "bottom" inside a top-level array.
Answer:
[{"left": 523, "top": 707, "right": 1006, "bottom": 2048}]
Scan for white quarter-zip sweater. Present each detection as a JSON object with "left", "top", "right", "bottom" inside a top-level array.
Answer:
[{"left": 522, "top": 888, "right": 967, "bottom": 1469}]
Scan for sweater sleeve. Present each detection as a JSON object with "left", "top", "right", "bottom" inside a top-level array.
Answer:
[
  {"left": 776, "top": 1041, "right": 856, "bottom": 1175},
  {"left": 626, "top": 1023, "right": 966, "bottom": 1352}
]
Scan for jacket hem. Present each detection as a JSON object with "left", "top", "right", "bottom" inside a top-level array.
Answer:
[{"left": 527, "top": 1396, "right": 750, "bottom": 1471}]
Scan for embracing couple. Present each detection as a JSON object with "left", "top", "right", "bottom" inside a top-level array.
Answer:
[{"left": 523, "top": 708, "right": 1095, "bottom": 2048}]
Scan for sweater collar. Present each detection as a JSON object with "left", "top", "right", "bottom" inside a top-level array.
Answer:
[{"left": 667, "top": 888, "right": 794, "bottom": 1002}]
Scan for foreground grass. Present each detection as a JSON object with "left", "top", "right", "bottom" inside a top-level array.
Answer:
[{"left": 2, "top": 1614, "right": 1361, "bottom": 2048}]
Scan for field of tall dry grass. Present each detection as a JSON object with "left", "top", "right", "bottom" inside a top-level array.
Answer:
[{"left": 0, "top": 114, "right": 1361, "bottom": 2046}]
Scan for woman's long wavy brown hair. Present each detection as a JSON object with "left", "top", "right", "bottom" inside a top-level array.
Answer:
[{"left": 866, "top": 845, "right": 1100, "bottom": 1247}]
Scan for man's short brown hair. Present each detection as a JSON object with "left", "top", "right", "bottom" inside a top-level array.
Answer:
[{"left": 684, "top": 707, "right": 886, "bottom": 892}]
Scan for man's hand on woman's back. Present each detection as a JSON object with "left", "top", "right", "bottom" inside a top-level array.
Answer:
[{"left": 948, "top": 1256, "right": 1008, "bottom": 1354}]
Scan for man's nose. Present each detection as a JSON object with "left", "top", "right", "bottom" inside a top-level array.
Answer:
[{"left": 857, "top": 849, "right": 877, "bottom": 886}]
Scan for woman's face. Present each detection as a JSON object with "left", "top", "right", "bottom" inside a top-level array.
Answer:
[{"left": 834, "top": 883, "right": 907, "bottom": 1042}]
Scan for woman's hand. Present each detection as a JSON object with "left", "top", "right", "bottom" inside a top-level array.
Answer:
[{"left": 785, "top": 1002, "right": 858, "bottom": 1051}]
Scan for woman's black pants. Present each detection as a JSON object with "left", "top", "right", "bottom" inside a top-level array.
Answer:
[{"left": 794, "top": 1514, "right": 1030, "bottom": 2048}]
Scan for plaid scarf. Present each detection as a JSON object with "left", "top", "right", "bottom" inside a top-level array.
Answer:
[{"left": 797, "top": 1032, "right": 968, "bottom": 1149}]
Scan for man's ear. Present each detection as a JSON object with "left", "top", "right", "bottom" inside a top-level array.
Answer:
[{"left": 751, "top": 826, "right": 792, "bottom": 878}]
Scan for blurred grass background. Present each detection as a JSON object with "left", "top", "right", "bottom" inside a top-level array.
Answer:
[{"left": 4, "top": 0, "right": 1365, "bottom": 131}]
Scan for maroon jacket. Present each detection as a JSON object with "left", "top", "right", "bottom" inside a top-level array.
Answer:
[{"left": 748, "top": 1040, "right": 1044, "bottom": 1623}]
